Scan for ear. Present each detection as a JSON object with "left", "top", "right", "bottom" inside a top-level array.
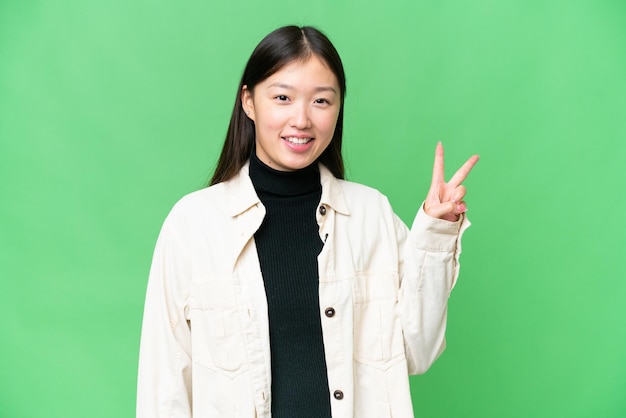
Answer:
[{"left": 241, "top": 85, "right": 254, "bottom": 120}]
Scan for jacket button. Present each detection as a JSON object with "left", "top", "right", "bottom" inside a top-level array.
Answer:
[
  {"left": 324, "top": 307, "right": 335, "bottom": 317},
  {"left": 319, "top": 205, "right": 327, "bottom": 216},
  {"left": 333, "top": 390, "right": 344, "bottom": 400}
]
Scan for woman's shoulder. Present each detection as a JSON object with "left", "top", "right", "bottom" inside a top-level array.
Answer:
[
  {"left": 338, "top": 178, "right": 384, "bottom": 196},
  {"left": 336, "top": 178, "right": 392, "bottom": 209},
  {"left": 167, "top": 182, "right": 231, "bottom": 219},
  {"left": 318, "top": 164, "right": 381, "bottom": 198},
  {"left": 329, "top": 178, "right": 396, "bottom": 220}
]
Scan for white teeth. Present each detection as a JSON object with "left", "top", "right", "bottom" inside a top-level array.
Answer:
[{"left": 283, "top": 137, "right": 312, "bottom": 144}]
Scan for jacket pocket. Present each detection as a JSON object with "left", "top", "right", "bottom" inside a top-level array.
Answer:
[
  {"left": 189, "top": 281, "right": 247, "bottom": 377},
  {"left": 353, "top": 272, "right": 404, "bottom": 368}
]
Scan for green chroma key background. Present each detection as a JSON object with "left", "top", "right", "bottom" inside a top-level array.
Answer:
[{"left": 1, "top": 1, "right": 624, "bottom": 416}]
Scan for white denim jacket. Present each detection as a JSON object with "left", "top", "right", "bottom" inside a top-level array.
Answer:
[{"left": 137, "top": 162, "right": 469, "bottom": 418}]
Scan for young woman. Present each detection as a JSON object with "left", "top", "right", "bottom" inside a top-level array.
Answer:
[{"left": 137, "top": 25, "right": 478, "bottom": 418}]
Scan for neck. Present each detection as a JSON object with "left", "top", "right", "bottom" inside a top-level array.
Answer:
[{"left": 249, "top": 153, "right": 320, "bottom": 196}]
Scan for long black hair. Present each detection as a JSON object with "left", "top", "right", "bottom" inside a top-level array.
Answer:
[{"left": 209, "top": 25, "right": 347, "bottom": 185}]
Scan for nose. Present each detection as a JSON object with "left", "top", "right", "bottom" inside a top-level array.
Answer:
[{"left": 290, "top": 103, "right": 311, "bottom": 129}]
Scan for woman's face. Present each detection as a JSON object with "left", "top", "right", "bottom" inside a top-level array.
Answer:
[{"left": 242, "top": 55, "right": 341, "bottom": 171}]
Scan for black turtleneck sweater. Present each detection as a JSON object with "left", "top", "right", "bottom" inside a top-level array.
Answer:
[{"left": 249, "top": 154, "right": 332, "bottom": 418}]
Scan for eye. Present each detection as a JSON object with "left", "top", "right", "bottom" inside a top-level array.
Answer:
[
  {"left": 314, "top": 98, "right": 330, "bottom": 105},
  {"left": 275, "top": 95, "right": 289, "bottom": 101}
]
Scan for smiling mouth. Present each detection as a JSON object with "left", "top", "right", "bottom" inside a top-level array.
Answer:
[{"left": 283, "top": 137, "right": 313, "bottom": 144}]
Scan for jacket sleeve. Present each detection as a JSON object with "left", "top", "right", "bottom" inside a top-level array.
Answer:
[
  {"left": 396, "top": 204, "right": 470, "bottom": 375},
  {"left": 137, "top": 212, "right": 193, "bottom": 418}
]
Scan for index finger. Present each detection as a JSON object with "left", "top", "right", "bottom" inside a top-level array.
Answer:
[
  {"left": 448, "top": 154, "right": 480, "bottom": 187},
  {"left": 431, "top": 141, "right": 445, "bottom": 186}
]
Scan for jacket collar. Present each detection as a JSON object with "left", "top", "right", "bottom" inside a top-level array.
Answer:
[
  {"left": 224, "top": 161, "right": 260, "bottom": 217},
  {"left": 319, "top": 164, "right": 350, "bottom": 216},
  {"left": 225, "top": 161, "right": 351, "bottom": 217}
]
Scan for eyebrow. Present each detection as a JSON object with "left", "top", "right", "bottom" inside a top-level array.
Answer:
[{"left": 268, "top": 82, "right": 337, "bottom": 94}]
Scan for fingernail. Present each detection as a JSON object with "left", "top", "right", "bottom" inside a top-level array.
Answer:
[{"left": 458, "top": 203, "right": 467, "bottom": 213}]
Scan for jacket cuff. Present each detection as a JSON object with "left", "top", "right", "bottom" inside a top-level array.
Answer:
[{"left": 409, "top": 203, "right": 471, "bottom": 252}]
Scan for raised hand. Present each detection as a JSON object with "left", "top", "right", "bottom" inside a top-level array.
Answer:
[{"left": 424, "top": 142, "right": 479, "bottom": 222}]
